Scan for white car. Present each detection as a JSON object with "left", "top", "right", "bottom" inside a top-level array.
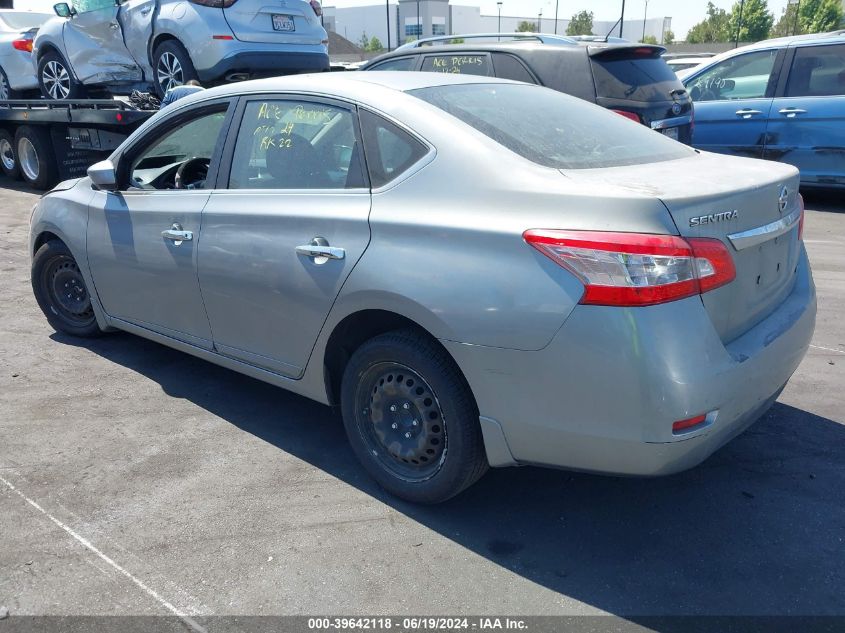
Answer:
[
  {"left": 0, "top": 10, "right": 52, "bottom": 99},
  {"left": 667, "top": 56, "right": 711, "bottom": 75},
  {"left": 33, "top": 0, "right": 329, "bottom": 99}
]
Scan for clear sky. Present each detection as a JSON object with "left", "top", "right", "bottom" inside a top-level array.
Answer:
[{"left": 24, "top": 0, "right": 793, "bottom": 40}]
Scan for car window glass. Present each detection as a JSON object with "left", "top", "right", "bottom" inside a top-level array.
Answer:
[
  {"left": 229, "top": 100, "right": 363, "bottom": 190},
  {"left": 369, "top": 57, "right": 417, "bottom": 71},
  {"left": 491, "top": 53, "right": 536, "bottom": 83},
  {"left": 128, "top": 109, "right": 227, "bottom": 190},
  {"left": 590, "top": 54, "right": 681, "bottom": 102},
  {"left": 420, "top": 54, "right": 491, "bottom": 76},
  {"left": 686, "top": 50, "right": 778, "bottom": 102},
  {"left": 360, "top": 110, "right": 428, "bottom": 188},
  {"left": 72, "top": 0, "right": 115, "bottom": 13},
  {"left": 786, "top": 44, "right": 845, "bottom": 97},
  {"left": 412, "top": 83, "right": 692, "bottom": 170}
]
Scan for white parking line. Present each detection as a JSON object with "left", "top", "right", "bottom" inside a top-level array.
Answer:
[
  {"left": 810, "top": 344, "right": 845, "bottom": 355},
  {"left": 0, "top": 474, "right": 207, "bottom": 631}
]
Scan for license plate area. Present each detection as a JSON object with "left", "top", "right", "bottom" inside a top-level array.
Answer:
[
  {"left": 661, "top": 127, "right": 679, "bottom": 141},
  {"left": 272, "top": 14, "right": 295, "bottom": 32}
]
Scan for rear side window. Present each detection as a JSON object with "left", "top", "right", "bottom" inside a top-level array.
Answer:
[
  {"left": 491, "top": 53, "right": 536, "bottom": 83},
  {"left": 411, "top": 83, "right": 692, "bottom": 170},
  {"left": 360, "top": 110, "right": 428, "bottom": 188},
  {"left": 420, "top": 54, "right": 491, "bottom": 76},
  {"left": 228, "top": 100, "right": 365, "bottom": 190},
  {"left": 786, "top": 44, "right": 845, "bottom": 97},
  {"left": 591, "top": 52, "right": 682, "bottom": 102},
  {"left": 368, "top": 57, "right": 417, "bottom": 71}
]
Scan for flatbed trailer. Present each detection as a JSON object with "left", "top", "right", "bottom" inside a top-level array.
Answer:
[{"left": 0, "top": 99, "right": 156, "bottom": 190}]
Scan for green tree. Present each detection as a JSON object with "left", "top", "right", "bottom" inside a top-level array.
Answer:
[
  {"left": 771, "top": 3, "right": 799, "bottom": 36},
  {"left": 686, "top": 2, "right": 732, "bottom": 43},
  {"left": 516, "top": 20, "right": 537, "bottom": 32},
  {"left": 358, "top": 30, "right": 370, "bottom": 50},
  {"left": 728, "top": 0, "right": 773, "bottom": 42},
  {"left": 366, "top": 36, "right": 384, "bottom": 52},
  {"left": 640, "top": 35, "right": 659, "bottom": 44},
  {"left": 663, "top": 29, "right": 675, "bottom": 44},
  {"left": 566, "top": 10, "right": 594, "bottom": 36},
  {"left": 798, "top": 0, "right": 843, "bottom": 33}
]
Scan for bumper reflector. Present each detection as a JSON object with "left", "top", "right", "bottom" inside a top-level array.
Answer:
[{"left": 672, "top": 414, "right": 707, "bottom": 433}]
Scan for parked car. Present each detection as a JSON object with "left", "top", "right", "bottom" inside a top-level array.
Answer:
[
  {"left": 362, "top": 35, "right": 694, "bottom": 143},
  {"left": 30, "top": 73, "right": 815, "bottom": 503},
  {"left": 0, "top": 10, "right": 51, "bottom": 99},
  {"left": 681, "top": 31, "right": 845, "bottom": 189},
  {"left": 666, "top": 56, "right": 710, "bottom": 74},
  {"left": 32, "top": 0, "right": 329, "bottom": 100}
]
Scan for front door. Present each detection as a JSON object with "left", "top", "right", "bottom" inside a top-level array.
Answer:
[
  {"left": 765, "top": 43, "right": 845, "bottom": 188},
  {"left": 198, "top": 96, "right": 371, "bottom": 378},
  {"left": 117, "top": 0, "right": 157, "bottom": 82},
  {"left": 684, "top": 48, "right": 783, "bottom": 159},
  {"left": 64, "top": 0, "right": 140, "bottom": 84},
  {"left": 87, "top": 104, "right": 232, "bottom": 348}
]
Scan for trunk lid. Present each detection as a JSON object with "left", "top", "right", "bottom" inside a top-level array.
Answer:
[
  {"left": 223, "top": 0, "right": 325, "bottom": 45},
  {"left": 563, "top": 152, "right": 802, "bottom": 343}
]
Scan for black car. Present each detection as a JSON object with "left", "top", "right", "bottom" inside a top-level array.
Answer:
[{"left": 361, "top": 36, "right": 693, "bottom": 144}]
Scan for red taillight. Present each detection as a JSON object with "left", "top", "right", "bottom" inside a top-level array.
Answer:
[
  {"left": 611, "top": 109, "right": 640, "bottom": 124},
  {"left": 672, "top": 414, "right": 707, "bottom": 433},
  {"left": 523, "top": 230, "right": 736, "bottom": 307},
  {"left": 212, "top": 34, "right": 234, "bottom": 40},
  {"left": 798, "top": 193, "right": 805, "bottom": 241},
  {"left": 310, "top": 0, "right": 322, "bottom": 16},
  {"left": 12, "top": 38, "right": 33, "bottom": 53}
]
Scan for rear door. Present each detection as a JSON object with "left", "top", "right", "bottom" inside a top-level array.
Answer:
[
  {"left": 64, "top": 0, "right": 140, "bottom": 83},
  {"left": 223, "top": 0, "right": 325, "bottom": 45},
  {"left": 197, "top": 95, "right": 371, "bottom": 378},
  {"left": 765, "top": 42, "right": 845, "bottom": 188},
  {"left": 116, "top": 0, "right": 156, "bottom": 82},
  {"left": 683, "top": 48, "right": 784, "bottom": 158}
]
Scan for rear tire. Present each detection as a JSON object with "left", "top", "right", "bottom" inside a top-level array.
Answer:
[
  {"left": 32, "top": 240, "right": 102, "bottom": 338},
  {"left": 0, "top": 129, "right": 21, "bottom": 180},
  {"left": 152, "top": 40, "right": 198, "bottom": 98},
  {"left": 37, "top": 50, "right": 84, "bottom": 100},
  {"left": 341, "top": 329, "right": 488, "bottom": 504},
  {"left": 0, "top": 66, "right": 21, "bottom": 100},
  {"left": 15, "top": 126, "right": 57, "bottom": 190}
]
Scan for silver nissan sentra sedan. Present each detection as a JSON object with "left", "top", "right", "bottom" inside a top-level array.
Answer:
[{"left": 29, "top": 72, "right": 816, "bottom": 504}]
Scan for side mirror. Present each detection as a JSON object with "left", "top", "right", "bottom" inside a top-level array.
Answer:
[
  {"left": 721, "top": 78, "right": 736, "bottom": 91},
  {"left": 88, "top": 160, "right": 118, "bottom": 192},
  {"left": 53, "top": 3, "right": 73, "bottom": 18}
]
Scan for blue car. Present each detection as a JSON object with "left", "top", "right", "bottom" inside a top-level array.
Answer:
[{"left": 681, "top": 31, "right": 845, "bottom": 190}]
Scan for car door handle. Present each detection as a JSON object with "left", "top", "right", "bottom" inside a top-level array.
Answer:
[
  {"left": 296, "top": 237, "right": 345, "bottom": 261},
  {"left": 162, "top": 223, "right": 193, "bottom": 244},
  {"left": 109, "top": 21, "right": 120, "bottom": 29},
  {"left": 779, "top": 108, "right": 807, "bottom": 117},
  {"left": 735, "top": 109, "right": 763, "bottom": 118},
  {"left": 140, "top": 6, "right": 152, "bottom": 15}
]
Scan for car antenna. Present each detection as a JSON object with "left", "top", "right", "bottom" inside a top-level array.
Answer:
[{"left": 603, "top": 17, "right": 622, "bottom": 42}]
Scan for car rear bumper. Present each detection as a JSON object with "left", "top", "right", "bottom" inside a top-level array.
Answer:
[
  {"left": 443, "top": 247, "right": 816, "bottom": 475},
  {"left": 196, "top": 49, "right": 330, "bottom": 81}
]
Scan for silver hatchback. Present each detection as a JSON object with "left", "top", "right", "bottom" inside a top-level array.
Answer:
[{"left": 30, "top": 73, "right": 816, "bottom": 503}]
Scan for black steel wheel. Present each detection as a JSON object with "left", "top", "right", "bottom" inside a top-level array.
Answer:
[
  {"left": 341, "top": 329, "right": 488, "bottom": 504},
  {"left": 32, "top": 240, "right": 102, "bottom": 337}
]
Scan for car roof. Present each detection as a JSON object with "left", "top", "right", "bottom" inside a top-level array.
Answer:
[{"left": 171, "top": 71, "right": 517, "bottom": 109}]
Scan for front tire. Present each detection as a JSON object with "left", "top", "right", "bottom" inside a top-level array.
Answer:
[
  {"left": 32, "top": 240, "right": 102, "bottom": 338},
  {"left": 341, "top": 329, "right": 488, "bottom": 504},
  {"left": 37, "top": 51, "right": 84, "bottom": 100},
  {"left": 15, "top": 126, "right": 57, "bottom": 190},
  {"left": 152, "top": 40, "right": 198, "bottom": 98}
]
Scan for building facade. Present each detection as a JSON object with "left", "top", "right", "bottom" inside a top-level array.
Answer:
[{"left": 322, "top": 1, "right": 672, "bottom": 51}]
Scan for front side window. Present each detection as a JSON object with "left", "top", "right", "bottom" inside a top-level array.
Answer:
[
  {"left": 412, "top": 83, "right": 692, "bottom": 170},
  {"left": 369, "top": 57, "right": 417, "bottom": 72},
  {"left": 72, "top": 0, "right": 115, "bottom": 13},
  {"left": 229, "top": 100, "right": 364, "bottom": 190},
  {"left": 128, "top": 108, "right": 227, "bottom": 190},
  {"left": 686, "top": 50, "right": 779, "bottom": 102},
  {"left": 786, "top": 44, "right": 845, "bottom": 97}
]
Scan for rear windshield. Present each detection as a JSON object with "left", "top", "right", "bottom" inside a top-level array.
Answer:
[
  {"left": 410, "top": 83, "right": 692, "bottom": 170},
  {"left": 591, "top": 55, "right": 682, "bottom": 102}
]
